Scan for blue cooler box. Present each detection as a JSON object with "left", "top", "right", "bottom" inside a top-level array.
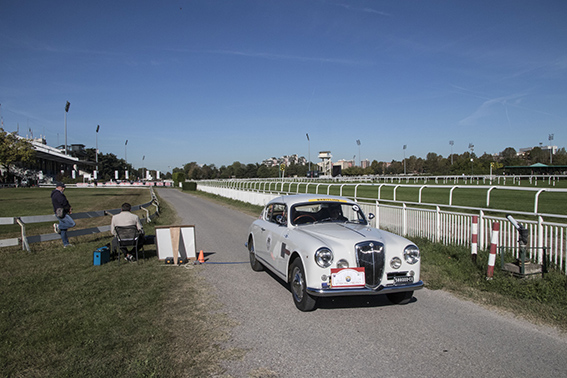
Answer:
[{"left": 93, "top": 246, "right": 110, "bottom": 266}]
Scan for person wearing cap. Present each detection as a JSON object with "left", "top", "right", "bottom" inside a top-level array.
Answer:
[{"left": 51, "top": 182, "right": 76, "bottom": 247}]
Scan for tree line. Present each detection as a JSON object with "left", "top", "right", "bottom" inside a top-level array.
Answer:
[
  {"left": 1, "top": 127, "right": 565, "bottom": 183},
  {"left": 173, "top": 146, "right": 567, "bottom": 180}
]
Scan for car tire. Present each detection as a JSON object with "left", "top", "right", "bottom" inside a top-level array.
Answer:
[
  {"left": 248, "top": 239, "right": 263, "bottom": 271},
  {"left": 290, "top": 259, "right": 317, "bottom": 312},
  {"left": 386, "top": 291, "right": 413, "bottom": 305}
]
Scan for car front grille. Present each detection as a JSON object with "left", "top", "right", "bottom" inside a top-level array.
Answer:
[{"left": 355, "top": 241, "right": 385, "bottom": 288}]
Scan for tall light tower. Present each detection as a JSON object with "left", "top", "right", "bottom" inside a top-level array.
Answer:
[
  {"left": 469, "top": 143, "right": 474, "bottom": 175},
  {"left": 64, "top": 101, "right": 70, "bottom": 155},
  {"left": 124, "top": 139, "right": 129, "bottom": 180},
  {"left": 549, "top": 134, "right": 554, "bottom": 164},
  {"left": 95, "top": 125, "right": 100, "bottom": 175},
  {"left": 356, "top": 139, "right": 361, "bottom": 167},
  {"left": 306, "top": 133, "right": 311, "bottom": 177},
  {"left": 403, "top": 144, "right": 407, "bottom": 175},
  {"left": 449, "top": 140, "right": 454, "bottom": 165}
]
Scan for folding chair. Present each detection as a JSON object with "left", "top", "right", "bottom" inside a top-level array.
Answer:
[{"left": 114, "top": 225, "right": 145, "bottom": 263}]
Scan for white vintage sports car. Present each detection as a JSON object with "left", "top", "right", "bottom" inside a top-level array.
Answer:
[{"left": 246, "top": 194, "right": 423, "bottom": 311}]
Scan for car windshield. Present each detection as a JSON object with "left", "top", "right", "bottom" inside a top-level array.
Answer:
[{"left": 290, "top": 201, "right": 367, "bottom": 226}]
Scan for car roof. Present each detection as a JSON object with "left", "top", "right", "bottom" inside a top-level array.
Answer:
[{"left": 268, "top": 194, "right": 355, "bottom": 206}]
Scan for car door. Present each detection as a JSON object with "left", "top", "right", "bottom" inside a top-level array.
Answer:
[{"left": 259, "top": 203, "right": 289, "bottom": 275}]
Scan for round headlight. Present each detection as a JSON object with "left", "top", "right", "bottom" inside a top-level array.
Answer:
[
  {"left": 315, "top": 248, "right": 333, "bottom": 268},
  {"left": 404, "top": 245, "right": 420, "bottom": 265},
  {"left": 390, "top": 257, "right": 402, "bottom": 269},
  {"left": 336, "top": 259, "right": 349, "bottom": 269}
]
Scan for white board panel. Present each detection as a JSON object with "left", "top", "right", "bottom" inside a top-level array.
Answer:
[{"left": 155, "top": 225, "right": 196, "bottom": 260}]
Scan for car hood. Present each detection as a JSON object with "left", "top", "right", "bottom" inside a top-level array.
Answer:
[{"left": 295, "top": 223, "right": 385, "bottom": 245}]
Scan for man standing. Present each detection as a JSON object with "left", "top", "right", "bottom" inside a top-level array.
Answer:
[
  {"left": 111, "top": 202, "right": 144, "bottom": 261},
  {"left": 51, "top": 182, "right": 76, "bottom": 247}
]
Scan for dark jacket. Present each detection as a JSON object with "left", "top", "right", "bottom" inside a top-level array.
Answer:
[{"left": 51, "top": 189, "right": 71, "bottom": 215}]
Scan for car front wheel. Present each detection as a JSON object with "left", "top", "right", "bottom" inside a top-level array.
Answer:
[{"left": 290, "top": 259, "right": 317, "bottom": 311}]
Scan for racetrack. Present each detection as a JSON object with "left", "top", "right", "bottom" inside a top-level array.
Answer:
[{"left": 157, "top": 188, "right": 567, "bottom": 378}]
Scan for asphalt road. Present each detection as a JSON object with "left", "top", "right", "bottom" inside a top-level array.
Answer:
[{"left": 157, "top": 188, "right": 567, "bottom": 378}]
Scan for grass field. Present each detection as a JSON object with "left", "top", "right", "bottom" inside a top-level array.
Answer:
[{"left": 0, "top": 188, "right": 241, "bottom": 377}]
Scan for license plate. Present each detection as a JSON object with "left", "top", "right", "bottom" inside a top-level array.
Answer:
[
  {"left": 330, "top": 267, "right": 365, "bottom": 288},
  {"left": 394, "top": 276, "right": 414, "bottom": 284}
]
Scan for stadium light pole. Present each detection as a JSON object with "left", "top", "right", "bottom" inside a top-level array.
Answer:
[
  {"left": 95, "top": 125, "right": 99, "bottom": 173},
  {"left": 403, "top": 144, "right": 407, "bottom": 175},
  {"left": 549, "top": 134, "right": 554, "bottom": 164},
  {"left": 64, "top": 101, "right": 70, "bottom": 155},
  {"left": 306, "top": 133, "right": 311, "bottom": 177},
  {"left": 125, "top": 139, "right": 128, "bottom": 164},
  {"left": 449, "top": 140, "right": 454, "bottom": 165},
  {"left": 356, "top": 139, "right": 361, "bottom": 167},
  {"left": 469, "top": 143, "right": 474, "bottom": 175}
]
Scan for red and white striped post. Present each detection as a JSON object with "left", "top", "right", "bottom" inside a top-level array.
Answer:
[
  {"left": 486, "top": 222, "right": 500, "bottom": 279},
  {"left": 471, "top": 216, "right": 478, "bottom": 263}
]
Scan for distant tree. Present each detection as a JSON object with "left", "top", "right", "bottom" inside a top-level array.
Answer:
[
  {"left": 342, "top": 166, "right": 364, "bottom": 176},
  {"left": 554, "top": 148, "right": 567, "bottom": 165},
  {"left": 0, "top": 128, "right": 36, "bottom": 180},
  {"left": 386, "top": 160, "right": 403, "bottom": 175},
  {"left": 528, "top": 147, "right": 546, "bottom": 164},
  {"left": 97, "top": 152, "right": 132, "bottom": 181},
  {"left": 172, "top": 171, "right": 186, "bottom": 185},
  {"left": 424, "top": 153, "right": 443, "bottom": 175}
]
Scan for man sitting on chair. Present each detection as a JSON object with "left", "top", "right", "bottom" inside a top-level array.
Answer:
[{"left": 111, "top": 202, "right": 144, "bottom": 261}]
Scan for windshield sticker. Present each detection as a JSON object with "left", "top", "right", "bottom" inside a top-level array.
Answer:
[{"left": 308, "top": 199, "right": 347, "bottom": 203}]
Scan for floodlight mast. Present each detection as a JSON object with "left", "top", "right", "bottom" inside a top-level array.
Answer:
[
  {"left": 64, "top": 101, "right": 70, "bottom": 155},
  {"left": 95, "top": 125, "right": 99, "bottom": 175},
  {"left": 306, "top": 133, "right": 311, "bottom": 177}
]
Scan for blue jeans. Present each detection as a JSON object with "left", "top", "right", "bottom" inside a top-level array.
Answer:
[{"left": 58, "top": 214, "right": 76, "bottom": 246}]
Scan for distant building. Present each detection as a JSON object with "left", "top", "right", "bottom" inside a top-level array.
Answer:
[
  {"left": 4, "top": 135, "right": 95, "bottom": 184},
  {"left": 518, "top": 145, "right": 558, "bottom": 156},
  {"left": 262, "top": 154, "right": 307, "bottom": 167},
  {"left": 318, "top": 151, "right": 332, "bottom": 176}
]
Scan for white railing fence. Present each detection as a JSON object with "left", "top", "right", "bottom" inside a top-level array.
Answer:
[{"left": 197, "top": 181, "right": 567, "bottom": 274}]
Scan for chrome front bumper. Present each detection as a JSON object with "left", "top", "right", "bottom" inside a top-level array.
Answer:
[{"left": 307, "top": 280, "right": 424, "bottom": 297}]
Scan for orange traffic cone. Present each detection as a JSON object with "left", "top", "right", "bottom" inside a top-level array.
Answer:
[{"left": 198, "top": 250, "right": 205, "bottom": 263}]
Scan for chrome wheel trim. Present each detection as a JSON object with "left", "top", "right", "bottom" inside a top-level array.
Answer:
[{"left": 291, "top": 266, "right": 305, "bottom": 302}]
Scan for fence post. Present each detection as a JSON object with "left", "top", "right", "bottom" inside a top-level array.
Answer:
[
  {"left": 435, "top": 206, "right": 441, "bottom": 243},
  {"left": 15, "top": 217, "right": 30, "bottom": 252},
  {"left": 402, "top": 203, "right": 407, "bottom": 236},
  {"left": 471, "top": 215, "right": 478, "bottom": 263},
  {"left": 537, "top": 215, "right": 544, "bottom": 264},
  {"left": 487, "top": 222, "right": 500, "bottom": 279},
  {"left": 375, "top": 200, "right": 380, "bottom": 229},
  {"left": 478, "top": 210, "right": 485, "bottom": 250}
]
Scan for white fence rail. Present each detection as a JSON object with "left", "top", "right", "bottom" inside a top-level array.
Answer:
[{"left": 198, "top": 181, "right": 567, "bottom": 274}]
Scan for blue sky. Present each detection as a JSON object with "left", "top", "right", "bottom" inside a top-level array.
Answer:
[{"left": 1, "top": 0, "right": 566, "bottom": 173}]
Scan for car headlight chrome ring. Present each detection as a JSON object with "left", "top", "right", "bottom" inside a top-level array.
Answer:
[
  {"left": 404, "top": 245, "right": 420, "bottom": 265},
  {"left": 336, "top": 259, "right": 349, "bottom": 269},
  {"left": 315, "top": 247, "right": 333, "bottom": 268},
  {"left": 390, "top": 257, "right": 402, "bottom": 269}
]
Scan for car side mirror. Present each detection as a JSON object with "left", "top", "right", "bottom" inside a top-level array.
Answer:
[{"left": 368, "top": 213, "right": 375, "bottom": 220}]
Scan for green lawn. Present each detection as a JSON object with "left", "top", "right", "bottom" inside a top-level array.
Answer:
[{"left": 0, "top": 188, "right": 240, "bottom": 377}]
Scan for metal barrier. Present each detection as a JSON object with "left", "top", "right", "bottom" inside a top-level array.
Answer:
[
  {"left": 197, "top": 182, "right": 567, "bottom": 275},
  {"left": 0, "top": 188, "right": 160, "bottom": 251}
]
